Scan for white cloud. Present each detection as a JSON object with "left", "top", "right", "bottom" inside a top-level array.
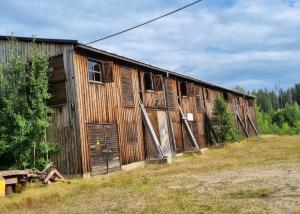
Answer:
[{"left": 0, "top": 0, "right": 299, "bottom": 90}]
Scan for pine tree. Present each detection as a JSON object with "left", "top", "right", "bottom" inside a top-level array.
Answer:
[{"left": 212, "top": 97, "right": 240, "bottom": 144}]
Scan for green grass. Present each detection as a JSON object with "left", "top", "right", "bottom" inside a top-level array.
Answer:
[{"left": 1, "top": 135, "right": 300, "bottom": 214}]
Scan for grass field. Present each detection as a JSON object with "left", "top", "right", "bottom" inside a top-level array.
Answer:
[{"left": 1, "top": 135, "right": 300, "bottom": 214}]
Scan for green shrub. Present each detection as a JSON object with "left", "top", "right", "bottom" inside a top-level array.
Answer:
[
  {"left": 257, "top": 103, "right": 300, "bottom": 135},
  {"left": 0, "top": 40, "right": 57, "bottom": 169}
]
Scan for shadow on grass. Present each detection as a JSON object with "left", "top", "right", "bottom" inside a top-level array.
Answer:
[{"left": 227, "top": 187, "right": 281, "bottom": 199}]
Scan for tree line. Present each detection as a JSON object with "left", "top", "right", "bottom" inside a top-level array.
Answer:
[
  {"left": 252, "top": 84, "right": 300, "bottom": 113},
  {"left": 235, "top": 83, "right": 300, "bottom": 135}
]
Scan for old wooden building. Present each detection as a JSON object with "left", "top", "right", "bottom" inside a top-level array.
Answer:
[{"left": 0, "top": 36, "right": 258, "bottom": 177}]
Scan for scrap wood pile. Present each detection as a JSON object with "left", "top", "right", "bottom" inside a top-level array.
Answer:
[
  {"left": 0, "top": 162, "right": 69, "bottom": 197},
  {"left": 28, "top": 162, "right": 69, "bottom": 184}
]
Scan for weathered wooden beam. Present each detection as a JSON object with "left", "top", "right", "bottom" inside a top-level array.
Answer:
[
  {"left": 140, "top": 102, "right": 165, "bottom": 158},
  {"left": 236, "top": 112, "right": 249, "bottom": 137},
  {"left": 247, "top": 114, "right": 259, "bottom": 136},
  {"left": 178, "top": 105, "right": 200, "bottom": 151},
  {"left": 4, "top": 177, "right": 18, "bottom": 185},
  {"left": 0, "top": 170, "right": 29, "bottom": 177},
  {"left": 43, "top": 169, "right": 65, "bottom": 184}
]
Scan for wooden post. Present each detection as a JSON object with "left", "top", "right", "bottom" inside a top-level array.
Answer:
[
  {"left": 247, "top": 114, "right": 259, "bottom": 136},
  {"left": 236, "top": 111, "right": 249, "bottom": 137}
]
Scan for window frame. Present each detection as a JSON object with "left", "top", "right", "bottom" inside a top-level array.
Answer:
[{"left": 87, "top": 59, "right": 104, "bottom": 84}]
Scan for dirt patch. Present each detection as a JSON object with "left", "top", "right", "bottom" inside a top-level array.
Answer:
[{"left": 166, "top": 164, "right": 300, "bottom": 213}]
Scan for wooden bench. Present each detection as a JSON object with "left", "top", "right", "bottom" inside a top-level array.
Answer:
[{"left": 0, "top": 170, "right": 29, "bottom": 197}]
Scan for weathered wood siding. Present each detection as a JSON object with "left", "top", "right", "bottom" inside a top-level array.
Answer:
[
  {"left": 177, "top": 82, "right": 211, "bottom": 149},
  {"left": 0, "top": 40, "right": 73, "bottom": 63},
  {"left": 195, "top": 85, "right": 208, "bottom": 147},
  {"left": 166, "top": 79, "right": 184, "bottom": 153},
  {"left": 47, "top": 50, "right": 81, "bottom": 175},
  {"left": 74, "top": 49, "right": 144, "bottom": 174},
  {"left": 0, "top": 39, "right": 259, "bottom": 176},
  {"left": 47, "top": 105, "right": 80, "bottom": 175}
]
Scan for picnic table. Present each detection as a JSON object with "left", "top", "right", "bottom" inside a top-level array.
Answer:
[{"left": 0, "top": 170, "right": 29, "bottom": 197}]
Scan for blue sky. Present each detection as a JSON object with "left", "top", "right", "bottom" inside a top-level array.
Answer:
[{"left": 1, "top": 0, "right": 299, "bottom": 91}]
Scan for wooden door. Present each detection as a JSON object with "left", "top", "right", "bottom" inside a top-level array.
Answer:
[
  {"left": 88, "top": 124, "right": 120, "bottom": 176},
  {"left": 105, "top": 124, "right": 121, "bottom": 173},
  {"left": 157, "top": 111, "right": 172, "bottom": 156}
]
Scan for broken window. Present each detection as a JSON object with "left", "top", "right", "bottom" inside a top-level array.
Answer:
[
  {"left": 48, "top": 55, "right": 67, "bottom": 106},
  {"left": 88, "top": 60, "right": 103, "bottom": 83},
  {"left": 205, "top": 89, "right": 210, "bottom": 100},
  {"left": 144, "top": 72, "right": 154, "bottom": 91},
  {"left": 181, "top": 81, "right": 188, "bottom": 97},
  {"left": 223, "top": 92, "right": 229, "bottom": 102}
]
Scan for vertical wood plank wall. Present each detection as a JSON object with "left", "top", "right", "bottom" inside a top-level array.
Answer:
[
  {"left": 43, "top": 50, "right": 82, "bottom": 176},
  {"left": 167, "top": 79, "right": 184, "bottom": 153},
  {"left": 0, "top": 40, "right": 73, "bottom": 63},
  {"left": 74, "top": 50, "right": 144, "bottom": 174}
]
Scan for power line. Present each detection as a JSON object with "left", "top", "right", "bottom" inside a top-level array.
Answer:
[{"left": 85, "top": 0, "right": 203, "bottom": 45}]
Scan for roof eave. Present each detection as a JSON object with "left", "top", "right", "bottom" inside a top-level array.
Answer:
[{"left": 0, "top": 35, "right": 78, "bottom": 45}]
